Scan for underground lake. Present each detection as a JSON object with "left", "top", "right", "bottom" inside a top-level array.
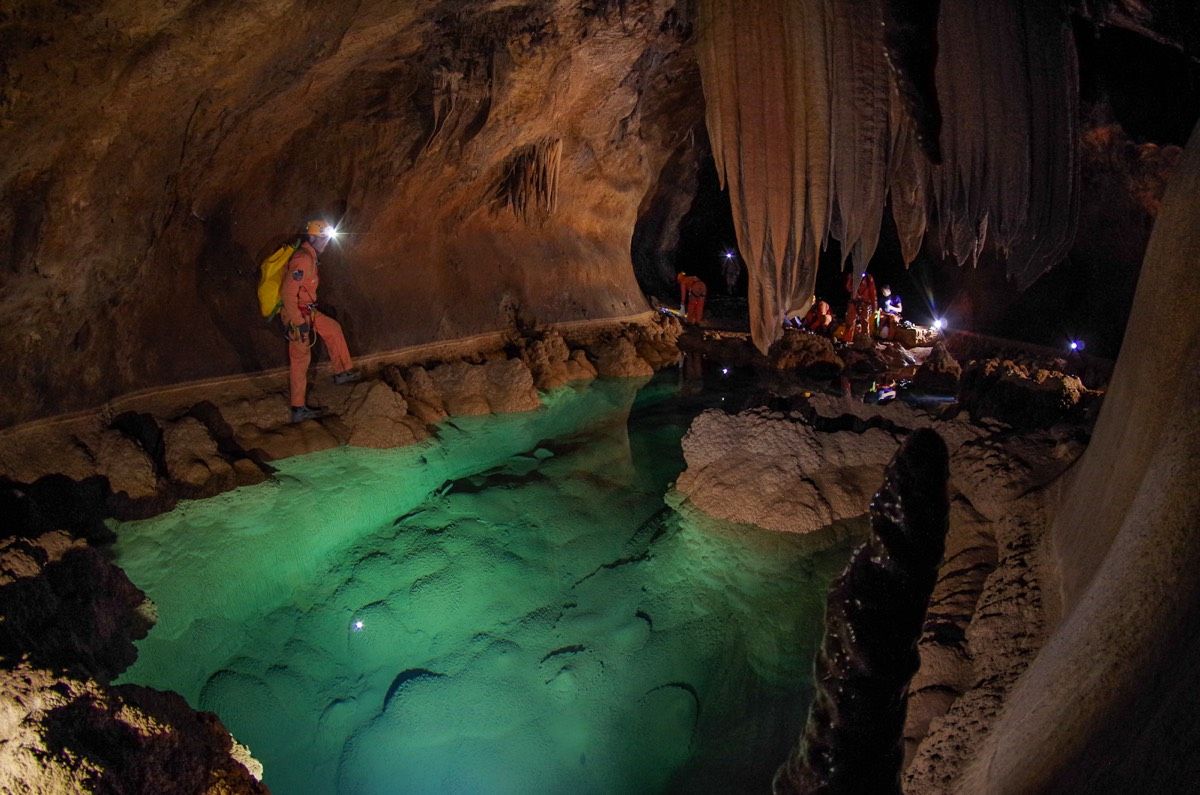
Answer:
[{"left": 112, "top": 372, "right": 862, "bottom": 794}]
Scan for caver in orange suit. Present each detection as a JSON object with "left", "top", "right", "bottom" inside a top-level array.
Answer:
[
  {"left": 842, "top": 272, "right": 877, "bottom": 343},
  {"left": 282, "top": 234, "right": 354, "bottom": 410},
  {"left": 686, "top": 278, "right": 707, "bottom": 324}
]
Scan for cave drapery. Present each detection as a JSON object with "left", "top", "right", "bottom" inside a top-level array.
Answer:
[{"left": 696, "top": 0, "right": 1080, "bottom": 353}]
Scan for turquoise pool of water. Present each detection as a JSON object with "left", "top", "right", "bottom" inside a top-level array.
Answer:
[{"left": 113, "top": 374, "right": 860, "bottom": 793}]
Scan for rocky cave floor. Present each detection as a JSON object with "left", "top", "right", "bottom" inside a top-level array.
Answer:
[{"left": 0, "top": 314, "right": 1106, "bottom": 793}]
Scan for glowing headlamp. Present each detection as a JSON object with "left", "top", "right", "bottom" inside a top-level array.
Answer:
[{"left": 933, "top": 318, "right": 946, "bottom": 331}]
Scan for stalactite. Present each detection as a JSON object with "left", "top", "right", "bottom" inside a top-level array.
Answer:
[
  {"left": 697, "top": 0, "right": 832, "bottom": 353},
  {"left": 882, "top": 0, "right": 943, "bottom": 165},
  {"left": 491, "top": 136, "right": 562, "bottom": 224},
  {"left": 697, "top": 0, "right": 1081, "bottom": 349},
  {"left": 1005, "top": 0, "right": 1080, "bottom": 289},
  {"left": 828, "top": 0, "right": 892, "bottom": 276},
  {"left": 773, "top": 428, "right": 951, "bottom": 794}
]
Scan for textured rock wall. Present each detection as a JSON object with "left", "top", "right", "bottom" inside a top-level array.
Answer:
[
  {"left": 955, "top": 120, "right": 1200, "bottom": 792},
  {"left": 0, "top": 0, "right": 701, "bottom": 426}
]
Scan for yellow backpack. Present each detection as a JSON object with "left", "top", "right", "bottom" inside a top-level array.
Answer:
[{"left": 257, "top": 240, "right": 300, "bottom": 318}]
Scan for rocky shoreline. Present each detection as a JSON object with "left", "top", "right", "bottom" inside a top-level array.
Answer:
[
  {"left": 669, "top": 349, "right": 1100, "bottom": 791},
  {"left": 0, "top": 314, "right": 681, "bottom": 792},
  {"left": 0, "top": 319, "right": 1105, "bottom": 791}
]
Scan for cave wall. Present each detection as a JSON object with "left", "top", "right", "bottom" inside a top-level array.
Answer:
[
  {"left": 0, "top": 0, "right": 702, "bottom": 426},
  {"left": 958, "top": 120, "right": 1200, "bottom": 793}
]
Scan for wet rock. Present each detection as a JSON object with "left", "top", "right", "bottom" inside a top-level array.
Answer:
[
  {"left": 675, "top": 408, "right": 901, "bottom": 533},
  {"left": 915, "top": 342, "right": 962, "bottom": 394},
  {"left": 235, "top": 419, "right": 341, "bottom": 462},
  {"left": 634, "top": 315, "right": 684, "bottom": 370},
  {"left": 342, "top": 382, "right": 428, "bottom": 450},
  {"left": 429, "top": 358, "right": 540, "bottom": 416},
  {"left": 482, "top": 358, "right": 541, "bottom": 414},
  {"left": 0, "top": 532, "right": 153, "bottom": 681},
  {"left": 519, "top": 331, "right": 580, "bottom": 390},
  {"left": 565, "top": 349, "right": 599, "bottom": 382},
  {"left": 958, "top": 358, "right": 1098, "bottom": 429},
  {"left": 776, "top": 429, "right": 950, "bottom": 793},
  {"left": 593, "top": 336, "right": 655, "bottom": 378},
  {"left": 766, "top": 329, "right": 844, "bottom": 374},
  {"left": 398, "top": 366, "right": 450, "bottom": 424},
  {"left": 0, "top": 663, "right": 266, "bottom": 794},
  {"left": 163, "top": 416, "right": 234, "bottom": 492}
]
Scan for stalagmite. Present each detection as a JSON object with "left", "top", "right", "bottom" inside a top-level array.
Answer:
[
  {"left": 696, "top": 0, "right": 1081, "bottom": 350},
  {"left": 773, "top": 428, "right": 951, "bottom": 794}
]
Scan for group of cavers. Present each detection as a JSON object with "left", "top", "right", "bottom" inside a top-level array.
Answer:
[
  {"left": 673, "top": 268, "right": 906, "bottom": 344},
  {"left": 791, "top": 271, "right": 905, "bottom": 344},
  {"left": 259, "top": 222, "right": 909, "bottom": 423}
]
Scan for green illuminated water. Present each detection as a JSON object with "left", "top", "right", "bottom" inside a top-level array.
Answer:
[{"left": 114, "top": 375, "right": 859, "bottom": 793}]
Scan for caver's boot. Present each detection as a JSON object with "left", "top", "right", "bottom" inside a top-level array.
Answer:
[
  {"left": 332, "top": 369, "right": 362, "bottom": 385},
  {"left": 290, "top": 405, "right": 322, "bottom": 423}
]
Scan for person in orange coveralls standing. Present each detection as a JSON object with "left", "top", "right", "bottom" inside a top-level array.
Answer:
[
  {"left": 686, "top": 276, "right": 707, "bottom": 324},
  {"left": 283, "top": 220, "right": 361, "bottom": 423},
  {"left": 842, "top": 271, "right": 877, "bottom": 343}
]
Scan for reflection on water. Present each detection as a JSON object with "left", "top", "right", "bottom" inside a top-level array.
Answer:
[{"left": 113, "top": 374, "right": 860, "bottom": 794}]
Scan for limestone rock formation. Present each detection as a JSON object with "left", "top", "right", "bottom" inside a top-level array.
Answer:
[
  {"left": 163, "top": 416, "right": 235, "bottom": 493},
  {"left": 0, "top": 0, "right": 702, "bottom": 427},
  {"left": 593, "top": 335, "right": 656, "bottom": 378},
  {"left": 674, "top": 407, "right": 903, "bottom": 533},
  {"left": 914, "top": 342, "right": 962, "bottom": 394},
  {"left": 518, "top": 331, "right": 587, "bottom": 390},
  {"left": 957, "top": 357, "right": 1097, "bottom": 429},
  {"left": 340, "top": 382, "right": 425, "bottom": 450},
  {"left": 0, "top": 532, "right": 153, "bottom": 680},
  {"left": 392, "top": 366, "right": 451, "bottom": 424},
  {"left": 696, "top": 0, "right": 1079, "bottom": 352},
  {"left": 428, "top": 358, "right": 541, "bottom": 417},
  {"left": 775, "top": 429, "right": 950, "bottom": 794},
  {"left": 766, "top": 330, "right": 844, "bottom": 375},
  {"left": 0, "top": 663, "right": 266, "bottom": 794}
]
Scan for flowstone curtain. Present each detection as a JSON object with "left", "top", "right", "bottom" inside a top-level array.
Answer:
[{"left": 696, "top": 0, "right": 1079, "bottom": 353}]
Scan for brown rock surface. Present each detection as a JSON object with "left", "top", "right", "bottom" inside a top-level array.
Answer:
[
  {"left": 914, "top": 342, "right": 962, "bottom": 394},
  {"left": 766, "top": 329, "right": 844, "bottom": 374},
  {"left": 592, "top": 335, "right": 655, "bottom": 378},
  {"left": 163, "top": 416, "right": 235, "bottom": 492},
  {"left": 0, "top": 664, "right": 266, "bottom": 794},
  {"left": 0, "top": 0, "right": 701, "bottom": 427},
  {"left": 0, "top": 532, "right": 153, "bottom": 681},
  {"left": 957, "top": 357, "right": 1098, "bottom": 429}
]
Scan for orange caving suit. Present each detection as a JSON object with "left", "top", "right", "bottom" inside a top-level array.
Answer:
[
  {"left": 686, "top": 278, "right": 707, "bottom": 324},
  {"left": 843, "top": 272, "right": 878, "bottom": 342},
  {"left": 282, "top": 241, "right": 353, "bottom": 408}
]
